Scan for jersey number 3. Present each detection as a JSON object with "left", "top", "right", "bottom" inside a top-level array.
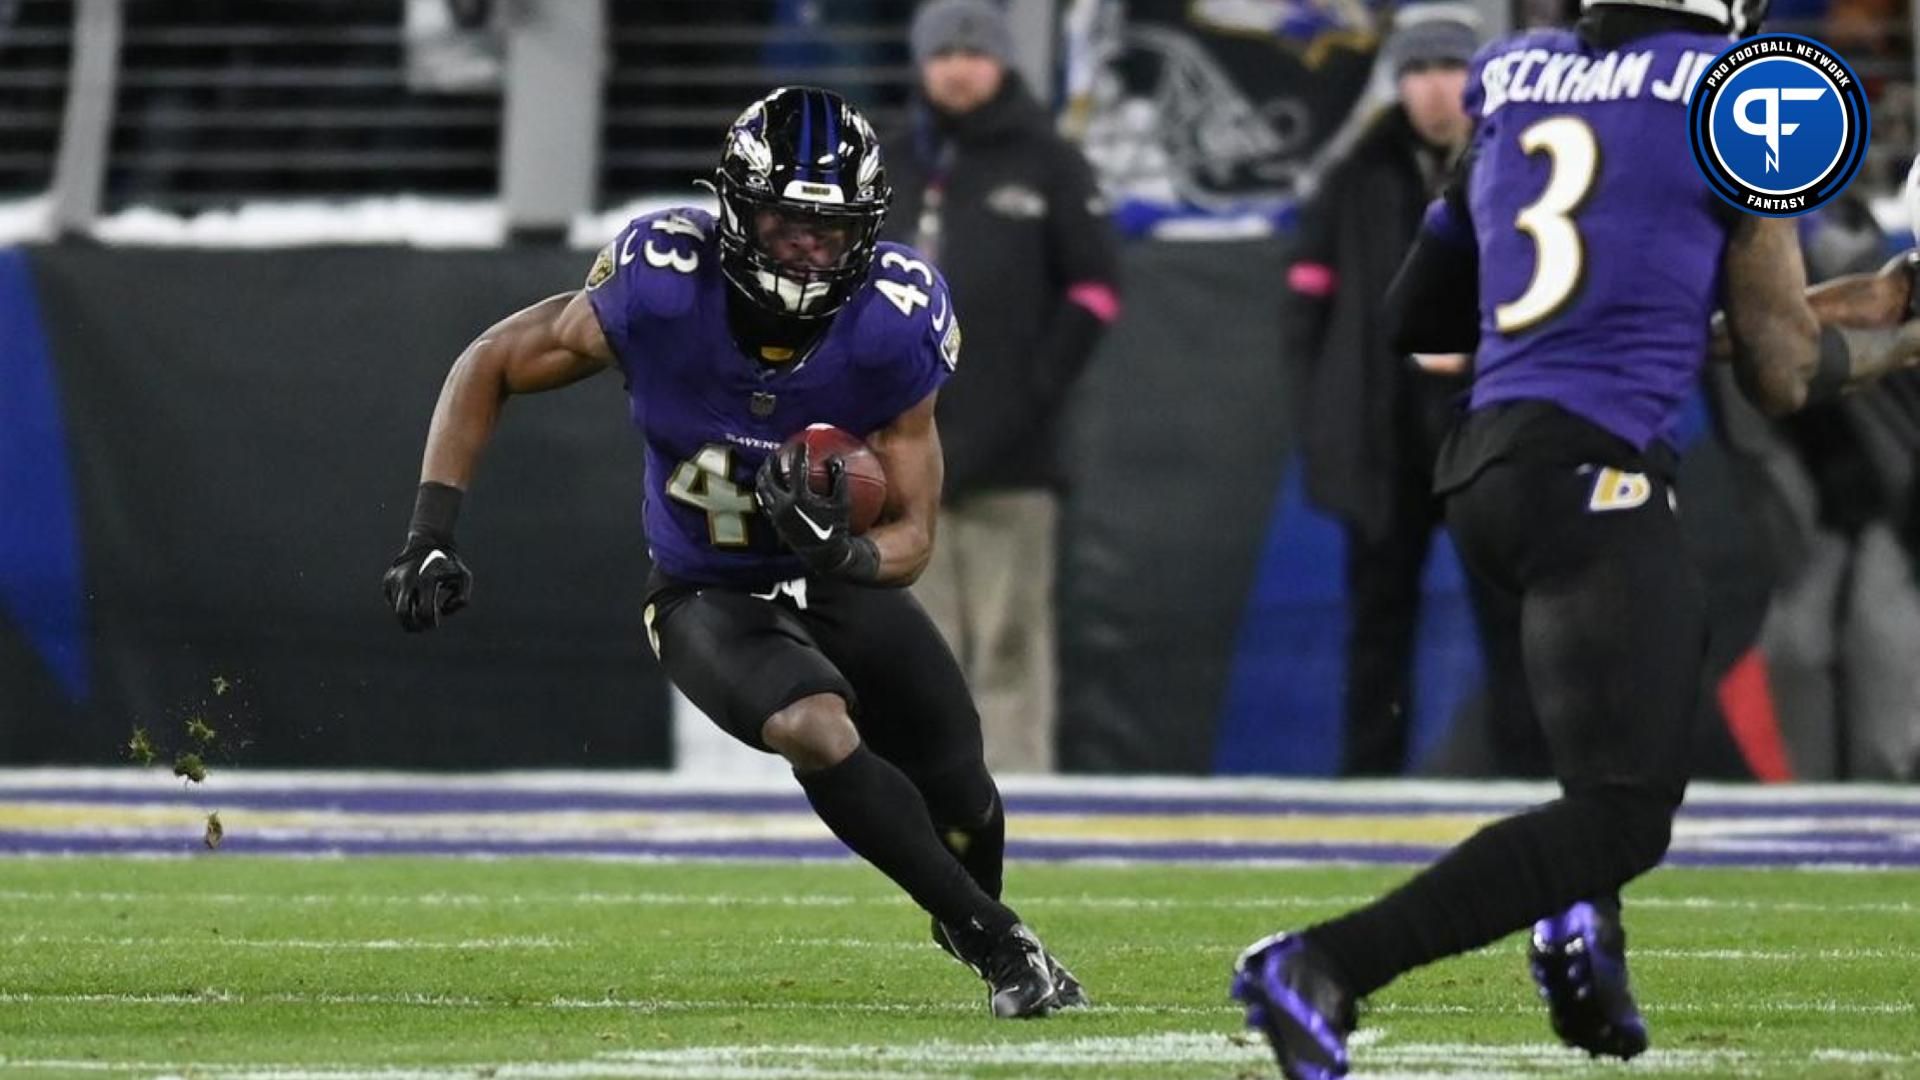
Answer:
[{"left": 1496, "top": 116, "right": 1599, "bottom": 335}]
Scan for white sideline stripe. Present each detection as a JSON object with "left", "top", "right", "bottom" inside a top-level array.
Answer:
[
  {"left": 8, "top": 934, "right": 565, "bottom": 951},
  {"left": 2, "top": 887, "right": 1916, "bottom": 916}
]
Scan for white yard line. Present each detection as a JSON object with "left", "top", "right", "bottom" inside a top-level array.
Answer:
[
  {"left": 163, "top": 1060, "right": 936, "bottom": 1076},
  {"left": 1634, "top": 946, "right": 1920, "bottom": 961},
  {"left": 1373, "top": 998, "right": 1917, "bottom": 1016},
  {"left": 0, "top": 889, "right": 865, "bottom": 908},
  {"left": 5, "top": 1032, "right": 1918, "bottom": 1080},
  {"left": 2, "top": 887, "right": 1915, "bottom": 916},
  {"left": 0, "top": 990, "right": 1232, "bottom": 1017},
  {"left": 7, "top": 934, "right": 566, "bottom": 951},
  {"left": 2, "top": 989, "right": 1909, "bottom": 1018},
  {"left": 770, "top": 938, "right": 1920, "bottom": 963}
]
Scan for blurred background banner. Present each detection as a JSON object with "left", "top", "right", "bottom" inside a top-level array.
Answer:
[
  {"left": 1, "top": 246, "right": 669, "bottom": 767},
  {"left": 0, "top": 240, "right": 1785, "bottom": 780},
  {"left": 0, "top": 0, "right": 1915, "bottom": 780},
  {"left": 1062, "top": 0, "right": 1386, "bottom": 236}
]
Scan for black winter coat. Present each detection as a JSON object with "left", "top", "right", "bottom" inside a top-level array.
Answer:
[
  {"left": 1287, "top": 105, "right": 1460, "bottom": 541},
  {"left": 882, "top": 75, "right": 1119, "bottom": 498}
]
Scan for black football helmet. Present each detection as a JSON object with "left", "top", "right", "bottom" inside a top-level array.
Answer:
[
  {"left": 715, "top": 87, "right": 891, "bottom": 321},
  {"left": 1580, "top": 0, "right": 1767, "bottom": 36}
]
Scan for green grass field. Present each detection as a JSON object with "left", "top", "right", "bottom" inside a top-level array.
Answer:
[{"left": 2, "top": 858, "right": 1917, "bottom": 1079}]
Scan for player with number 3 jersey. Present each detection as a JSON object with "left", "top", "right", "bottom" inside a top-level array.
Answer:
[
  {"left": 380, "top": 86, "right": 1080, "bottom": 1017},
  {"left": 1230, "top": 0, "right": 1920, "bottom": 1074}
]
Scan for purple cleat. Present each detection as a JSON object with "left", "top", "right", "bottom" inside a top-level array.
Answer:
[
  {"left": 1231, "top": 933, "right": 1356, "bottom": 1080},
  {"left": 1529, "top": 897, "right": 1650, "bottom": 1060}
]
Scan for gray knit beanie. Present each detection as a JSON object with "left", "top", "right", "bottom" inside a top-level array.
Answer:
[{"left": 911, "top": 0, "right": 1014, "bottom": 66}]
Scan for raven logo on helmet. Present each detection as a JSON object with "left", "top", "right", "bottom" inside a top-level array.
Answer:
[{"left": 714, "top": 87, "right": 892, "bottom": 321}]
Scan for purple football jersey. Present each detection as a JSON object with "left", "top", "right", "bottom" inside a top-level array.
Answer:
[
  {"left": 1455, "top": 27, "right": 1731, "bottom": 449},
  {"left": 584, "top": 208, "right": 958, "bottom": 587}
]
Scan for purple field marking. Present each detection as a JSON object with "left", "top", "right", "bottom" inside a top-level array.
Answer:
[
  {"left": 5, "top": 786, "right": 1920, "bottom": 820},
  {"left": 5, "top": 831, "right": 1919, "bottom": 868}
]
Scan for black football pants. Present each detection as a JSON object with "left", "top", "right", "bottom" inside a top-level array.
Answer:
[{"left": 1306, "top": 435, "right": 1705, "bottom": 996}]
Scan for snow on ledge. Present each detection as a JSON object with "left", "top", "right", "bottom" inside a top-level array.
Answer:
[
  {"left": 0, "top": 193, "right": 722, "bottom": 250},
  {"left": 0, "top": 195, "right": 53, "bottom": 245},
  {"left": 89, "top": 197, "right": 508, "bottom": 248}
]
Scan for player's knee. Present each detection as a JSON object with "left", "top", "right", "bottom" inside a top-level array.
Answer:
[{"left": 761, "top": 694, "right": 860, "bottom": 772}]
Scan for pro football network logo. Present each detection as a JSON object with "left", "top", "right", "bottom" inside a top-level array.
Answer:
[{"left": 1688, "top": 34, "right": 1869, "bottom": 217}]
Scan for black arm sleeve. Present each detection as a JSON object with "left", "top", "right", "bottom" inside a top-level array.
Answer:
[
  {"left": 1385, "top": 225, "right": 1482, "bottom": 355},
  {"left": 1033, "top": 142, "right": 1121, "bottom": 403},
  {"left": 1386, "top": 146, "right": 1482, "bottom": 355}
]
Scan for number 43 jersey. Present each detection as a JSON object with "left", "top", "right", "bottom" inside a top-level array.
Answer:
[
  {"left": 1457, "top": 27, "right": 1732, "bottom": 451},
  {"left": 584, "top": 208, "right": 959, "bottom": 588}
]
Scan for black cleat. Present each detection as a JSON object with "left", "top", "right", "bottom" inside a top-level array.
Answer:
[
  {"left": 1045, "top": 950, "right": 1090, "bottom": 1009},
  {"left": 984, "top": 924, "right": 1059, "bottom": 1018},
  {"left": 1529, "top": 897, "right": 1649, "bottom": 1060},
  {"left": 1231, "top": 933, "right": 1355, "bottom": 1080},
  {"left": 934, "top": 917, "right": 1060, "bottom": 1018},
  {"left": 938, "top": 916, "right": 1089, "bottom": 1010}
]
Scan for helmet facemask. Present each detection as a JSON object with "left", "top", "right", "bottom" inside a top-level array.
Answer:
[{"left": 716, "top": 188, "right": 885, "bottom": 319}]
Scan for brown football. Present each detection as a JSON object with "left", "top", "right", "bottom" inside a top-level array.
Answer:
[{"left": 785, "top": 423, "right": 887, "bottom": 534}]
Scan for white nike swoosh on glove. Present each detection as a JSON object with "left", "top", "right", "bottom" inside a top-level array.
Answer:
[
  {"left": 421, "top": 550, "right": 449, "bottom": 571},
  {"left": 793, "top": 507, "right": 835, "bottom": 541}
]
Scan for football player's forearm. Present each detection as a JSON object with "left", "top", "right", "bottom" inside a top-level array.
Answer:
[
  {"left": 1728, "top": 309, "right": 1818, "bottom": 417},
  {"left": 866, "top": 454, "right": 939, "bottom": 586},
  {"left": 865, "top": 516, "right": 934, "bottom": 586},
  {"left": 1726, "top": 320, "right": 1919, "bottom": 418},
  {"left": 1721, "top": 215, "right": 1820, "bottom": 416},
  {"left": 1804, "top": 262, "right": 1910, "bottom": 328},
  {"left": 1711, "top": 254, "right": 1919, "bottom": 407},
  {"left": 1834, "top": 322, "right": 1920, "bottom": 388}
]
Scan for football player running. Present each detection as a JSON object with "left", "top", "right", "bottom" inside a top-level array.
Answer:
[
  {"left": 1232, "top": 0, "right": 1920, "bottom": 1075},
  {"left": 381, "top": 87, "right": 1082, "bottom": 1018}
]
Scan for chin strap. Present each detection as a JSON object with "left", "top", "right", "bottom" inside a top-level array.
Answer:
[{"left": 755, "top": 269, "right": 835, "bottom": 315}]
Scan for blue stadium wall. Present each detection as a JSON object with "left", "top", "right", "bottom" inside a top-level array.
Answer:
[{"left": 0, "top": 241, "right": 1770, "bottom": 775}]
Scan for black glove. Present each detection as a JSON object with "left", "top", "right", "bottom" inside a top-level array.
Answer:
[
  {"left": 754, "top": 444, "right": 879, "bottom": 582},
  {"left": 382, "top": 482, "right": 475, "bottom": 632}
]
